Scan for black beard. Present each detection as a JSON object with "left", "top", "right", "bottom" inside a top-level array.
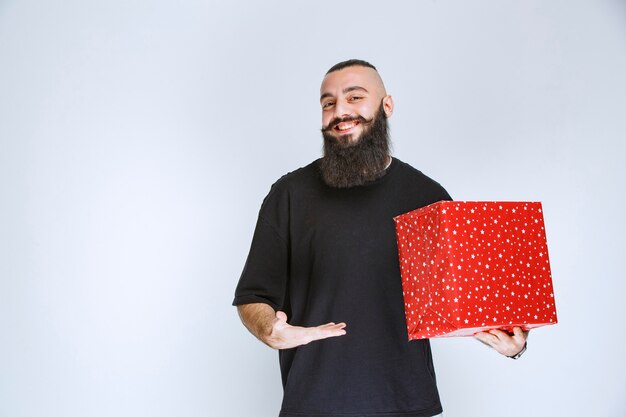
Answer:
[{"left": 319, "top": 102, "right": 390, "bottom": 188}]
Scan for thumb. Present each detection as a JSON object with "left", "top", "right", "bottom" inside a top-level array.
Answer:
[
  {"left": 513, "top": 327, "right": 524, "bottom": 339},
  {"left": 275, "top": 311, "right": 288, "bottom": 322}
]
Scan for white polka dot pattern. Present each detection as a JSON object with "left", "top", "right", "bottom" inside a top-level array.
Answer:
[{"left": 393, "top": 201, "right": 558, "bottom": 340}]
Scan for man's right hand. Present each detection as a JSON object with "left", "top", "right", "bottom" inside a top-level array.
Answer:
[
  {"left": 268, "top": 311, "right": 347, "bottom": 350},
  {"left": 237, "top": 303, "right": 347, "bottom": 350}
]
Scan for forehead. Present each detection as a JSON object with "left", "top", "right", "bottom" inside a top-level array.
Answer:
[{"left": 320, "top": 66, "right": 384, "bottom": 97}]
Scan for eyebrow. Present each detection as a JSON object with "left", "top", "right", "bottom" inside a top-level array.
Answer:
[{"left": 320, "top": 86, "right": 369, "bottom": 101}]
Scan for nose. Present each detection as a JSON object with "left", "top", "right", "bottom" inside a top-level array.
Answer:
[{"left": 333, "top": 100, "right": 351, "bottom": 120}]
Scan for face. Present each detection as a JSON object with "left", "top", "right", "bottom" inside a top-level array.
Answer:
[
  {"left": 320, "top": 100, "right": 391, "bottom": 188},
  {"left": 320, "top": 66, "right": 394, "bottom": 144}
]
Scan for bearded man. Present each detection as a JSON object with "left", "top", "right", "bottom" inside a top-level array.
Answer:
[{"left": 233, "top": 59, "right": 527, "bottom": 417}]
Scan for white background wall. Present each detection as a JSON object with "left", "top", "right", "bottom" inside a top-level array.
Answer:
[{"left": 1, "top": 1, "right": 625, "bottom": 416}]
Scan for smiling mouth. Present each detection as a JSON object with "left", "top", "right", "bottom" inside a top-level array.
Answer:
[{"left": 334, "top": 120, "right": 360, "bottom": 133}]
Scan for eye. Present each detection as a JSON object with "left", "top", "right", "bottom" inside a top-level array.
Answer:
[
  {"left": 322, "top": 101, "right": 335, "bottom": 109},
  {"left": 349, "top": 96, "right": 363, "bottom": 102}
]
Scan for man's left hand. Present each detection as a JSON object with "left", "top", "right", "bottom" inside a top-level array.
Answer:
[{"left": 474, "top": 327, "right": 529, "bottom": 357}]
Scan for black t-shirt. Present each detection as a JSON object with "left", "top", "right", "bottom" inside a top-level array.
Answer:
[{"left": 233, "top": 157, "right": 451, "bottom": 417}]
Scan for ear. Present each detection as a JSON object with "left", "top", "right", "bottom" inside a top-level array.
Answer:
[{"left": 382, "top": 95, "right": 394, "bottom": 118}]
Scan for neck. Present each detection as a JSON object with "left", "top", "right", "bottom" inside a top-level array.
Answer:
[{"left": 383, "top": 155, "right": 392, "bottom": 170}]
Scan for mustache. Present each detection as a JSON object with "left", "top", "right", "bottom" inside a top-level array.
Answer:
[{"left": 321, "top": 115, "right": 374, "bottom": 133}]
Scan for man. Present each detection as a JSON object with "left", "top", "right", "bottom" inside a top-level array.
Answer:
[{"left": 233, "top": 59, "right": 528, "bottom": 417}]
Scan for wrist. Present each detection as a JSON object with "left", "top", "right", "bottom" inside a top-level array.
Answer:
[{"left": 264, "top": 319, "right": 281, "bottom": 346}]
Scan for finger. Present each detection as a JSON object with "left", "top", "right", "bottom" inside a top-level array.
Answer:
[
  {"left": 309, "top": 325, "right": 347, "bottom": 342},
  {"left": 513, "top": 327, "right": 528, "bottom": 342},
  {"left": 474, "top": 332, "right": 498, "bottom": 347},
  {"left": 318, "top": 322, "right": 347, "bottom": 329},
  {"left": 322, "top": 327, "right": 347, "bottom": 338},
  {"left": 488, "top": 329, "right": 510, "bottom": 341},
  {"left": 275, "top": 311, "right": 288, "bottom": 322},
  {"left": 317, "top": 324, "right": 347, "bottom": 334}
]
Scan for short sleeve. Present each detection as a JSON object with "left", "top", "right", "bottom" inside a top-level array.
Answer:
[{"left": 232, "top": 183, "right": 290, "bottom": 311}]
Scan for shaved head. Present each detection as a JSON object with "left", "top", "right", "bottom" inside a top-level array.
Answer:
[{"left": 321, "top": 62, "right": 388, "bottom": 102}]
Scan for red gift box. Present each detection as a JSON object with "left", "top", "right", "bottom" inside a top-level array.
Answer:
[{"left": 394, "top": 201, "right": 557, "bottom": 340}]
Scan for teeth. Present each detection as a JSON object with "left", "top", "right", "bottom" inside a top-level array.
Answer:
[{"left": 337, "top": 121, "right": 357, "bottom": 131}]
